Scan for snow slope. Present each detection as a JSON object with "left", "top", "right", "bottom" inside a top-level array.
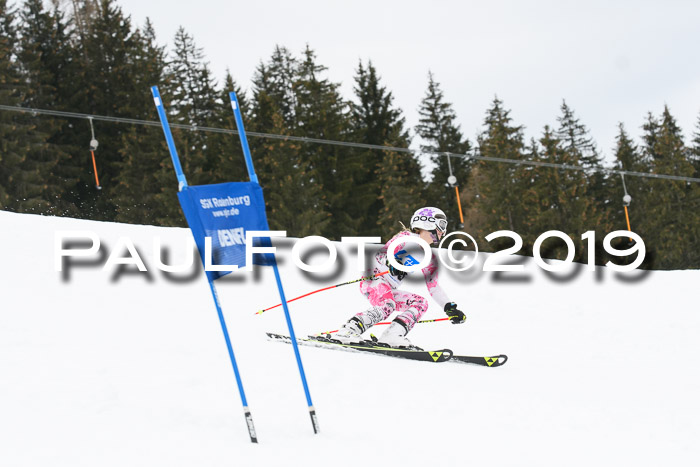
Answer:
[{"left": 1, "top": 210, "right": 698, "bottom": 466}]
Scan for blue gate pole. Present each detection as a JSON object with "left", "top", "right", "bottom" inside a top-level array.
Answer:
[
  {"left": 230, "top": 92, "right": 319, "bottom": 434},
  {"left": 151, "top": 86, "right": 258, "bottom": 443},
  {"left": 150, "top": 87, "right": 188, "bottom": 191}
]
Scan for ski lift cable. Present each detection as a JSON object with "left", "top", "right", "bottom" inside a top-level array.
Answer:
[{"left": 1, "top": 103, "right": 700, "bottom": 184}]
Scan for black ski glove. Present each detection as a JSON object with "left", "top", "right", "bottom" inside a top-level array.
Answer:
[
  {"left": 386, "top": 259, "right": 407, "bottom": 280},
  {"left": 444, "top": 302, "right": 466, "bottom": 324}
]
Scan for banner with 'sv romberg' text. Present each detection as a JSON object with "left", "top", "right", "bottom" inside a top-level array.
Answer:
[{"left": 177, "top": 181, "right": 275, "bottom": 280}]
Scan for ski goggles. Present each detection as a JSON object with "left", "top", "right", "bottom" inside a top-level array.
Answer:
[{"left": 435, "top": 217, "right": 448, "bottom": 234}]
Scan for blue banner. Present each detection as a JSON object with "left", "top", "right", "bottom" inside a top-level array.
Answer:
[{"left": 177, "top": 181, "right": 274, "bottom": 280}]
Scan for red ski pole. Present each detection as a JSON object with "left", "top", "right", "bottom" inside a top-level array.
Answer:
[{"left": 255, "top": 271, "right": 389, "bottom": 315}]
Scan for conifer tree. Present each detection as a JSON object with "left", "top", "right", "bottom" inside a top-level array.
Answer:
[
  {"left": 209, "top": 71, "right": 250, "bottom": 185},
  {"left": 535, "top": 127, "right": 586, "bottom": 254},
  {"left": 530, "top": 127, "right": 566, "bottom": 231},
  {"left": 0, "top": 0, "right": 32, "bottom": 210},
  {"left": 17, "top": 0, "right": 81, "bottom": 215},
  {"left": 112, "top": 18, "right": 176, "bottom": 225},
  {"left": 165, "top": 26, "right": 219, "bottom": 187},
  {"left": 641, "top": 107, "right": 699, "bottom": 268},
  {"left": 350, "top": 60, "right": 422, "bottom": 238},
  {"left": 258, "top": 112, "right": 330, "bottom": 236},
  {"left": 250, "top": 46, "right": 346, "bottom": 237},
  {"left": 554, "top": 100, "right": 610, "bottom": 237},
  {"left": 614, "top": 123, "right": 644, "bottom": 172},
  {"left": 250, "top": 49, "right": 297, "bottom": 178},
  {"left": 255, "top": 45, "right": 297, "bottom": 129},
  {"left": 30, "top": 1, "right": 87, "bottom": 217},
  {"left": 688, "top": 116, "right": 700, "bottom": 267},
  {"left": 293, "top": 45, "right": 351, "bottom": 238},
  {"left": 376, "top": 149, "right": 423, "bottom": 236},
  {"left": 249, "top": 60, "right": 277, "bottom": 182},
  {"left": 653, "top": 106, "right": 692, "bottom": 174},
  {"left": 555, "top": 101, "right": 601, "bottom": 169},
  {"left": 351, "top": 61, "right": 409, "bottom": 147},
  {"left": 513, "top": 138, "right": 544, "bottom": 249},
  {"left": 49, "top": 0, "right": 151, "bottom": 221},
  {"left": 250, "top": 62, "right": 272, "bottom": 126},
  {"left": 610, "top": 123, "right": 650, "bottom": 236},
  {"left": 68, "top": 0, "right": 102, "bottom": 48},
  {"left": 691, "top": 114, "right": 700, "bottom": 177},
  {"left": 0, "top": 0, "right": 73, "bottom": 214},
  {"left": 525, "top": 123, "right": 600, "bottom": 261},
  {"left": 250, "top": 50, "right": 297, "bottom": 198},
  {"left": 416, "top": 71, "right": 472, "bottom": 228},
  {"left": 472, "top": 97, "right": 526, "bottom": 243},
  {"left": 458, "top": 161, "right": 490, "bottom": 241}
]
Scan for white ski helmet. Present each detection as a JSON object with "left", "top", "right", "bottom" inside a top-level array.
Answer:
[{"left": 410, "top": 207, "right": 448, "bottom": 236}]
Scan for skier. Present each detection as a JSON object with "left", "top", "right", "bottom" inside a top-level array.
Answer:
[{"left": 332, "top": 207, "right": 466, "bottom": 348}]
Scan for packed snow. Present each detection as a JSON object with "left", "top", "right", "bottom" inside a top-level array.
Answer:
[{"left": 1, "top": 210, "right": 698, "bottom": 466}]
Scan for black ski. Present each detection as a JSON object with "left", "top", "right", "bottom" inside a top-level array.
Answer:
[
  {"left": 450, "top": 354, "right": 508, "bottom": 367},
  {"left": 266, "top": 332, "right": 452, "bottom": 363},
  {"left": 362, "top": 334, "right": 508, "bottom": 368},
  {"left": 267, "top": 333, "right": 508, "bottom": 367}
]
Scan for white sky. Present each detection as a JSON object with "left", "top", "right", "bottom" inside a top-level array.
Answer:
[{"left": 115, "top": 0, "right": 700, "bottom": 164}]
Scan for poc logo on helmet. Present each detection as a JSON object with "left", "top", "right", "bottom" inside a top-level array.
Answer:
[{"left": 413, "top": 215, "right": 437, "bottom": 223}]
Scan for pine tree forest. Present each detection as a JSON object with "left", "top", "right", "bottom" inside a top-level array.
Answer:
[{"left": 1, "top": 0, "right": 699, "bottom": 269}]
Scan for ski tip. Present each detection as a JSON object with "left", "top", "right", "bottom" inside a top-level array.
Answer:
[
  {"left": 434, "top": 349, "right": 452, "bottom": 362},
  {"left": 485, "top": 355, "right": 508, "bottom": 367},
  {"left": 448, "top": 354, "right": 508, "bottom": 367}
]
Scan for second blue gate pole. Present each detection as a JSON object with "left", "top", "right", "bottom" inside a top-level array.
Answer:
[{"left": 230, "top": 92, "right": 319, "bottom": 434}]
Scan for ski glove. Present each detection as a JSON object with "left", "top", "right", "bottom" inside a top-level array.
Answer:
[
  {"left": 444, "top": 302, "right": 466, "bottom": 324},
  {"left": 386, "top": 259, "right": 407, "bottom": 280}
]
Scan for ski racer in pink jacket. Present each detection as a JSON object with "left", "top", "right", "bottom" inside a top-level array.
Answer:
[{"left": 332, "top": 207, "right": 466, "bottom": 348}]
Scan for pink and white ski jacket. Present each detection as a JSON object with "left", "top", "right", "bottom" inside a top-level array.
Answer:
[{"left": 368, "top": 230, "right": 450, "bottom": 309}]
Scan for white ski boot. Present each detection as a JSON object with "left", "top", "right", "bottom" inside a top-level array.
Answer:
[
  {"left": 332, "top": 317, "right": 366, "bottom": 344},
  {"left": 377, "top": 320, "right": 412, "bottom": 348}
]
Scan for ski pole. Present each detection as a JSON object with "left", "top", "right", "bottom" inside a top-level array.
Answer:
[
  {"left": 255, "top": 271, "right": 389, "bottom": 315},
  {"left": 316, "top": 317, "right": 451, "bottom": 335}
]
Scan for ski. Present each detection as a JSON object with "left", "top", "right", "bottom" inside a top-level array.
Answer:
[
  {"left": 363, "top": 334, "right": 508, "bottom": 368},
  {"left": 266, "top": 332, "right": 452, "bottom": 363},
  {"left": 267, "top": 333, "right": 508, "bottom": 367},
  {"left": 450, "top": 354, "right": 508, "bottom": 367}
]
